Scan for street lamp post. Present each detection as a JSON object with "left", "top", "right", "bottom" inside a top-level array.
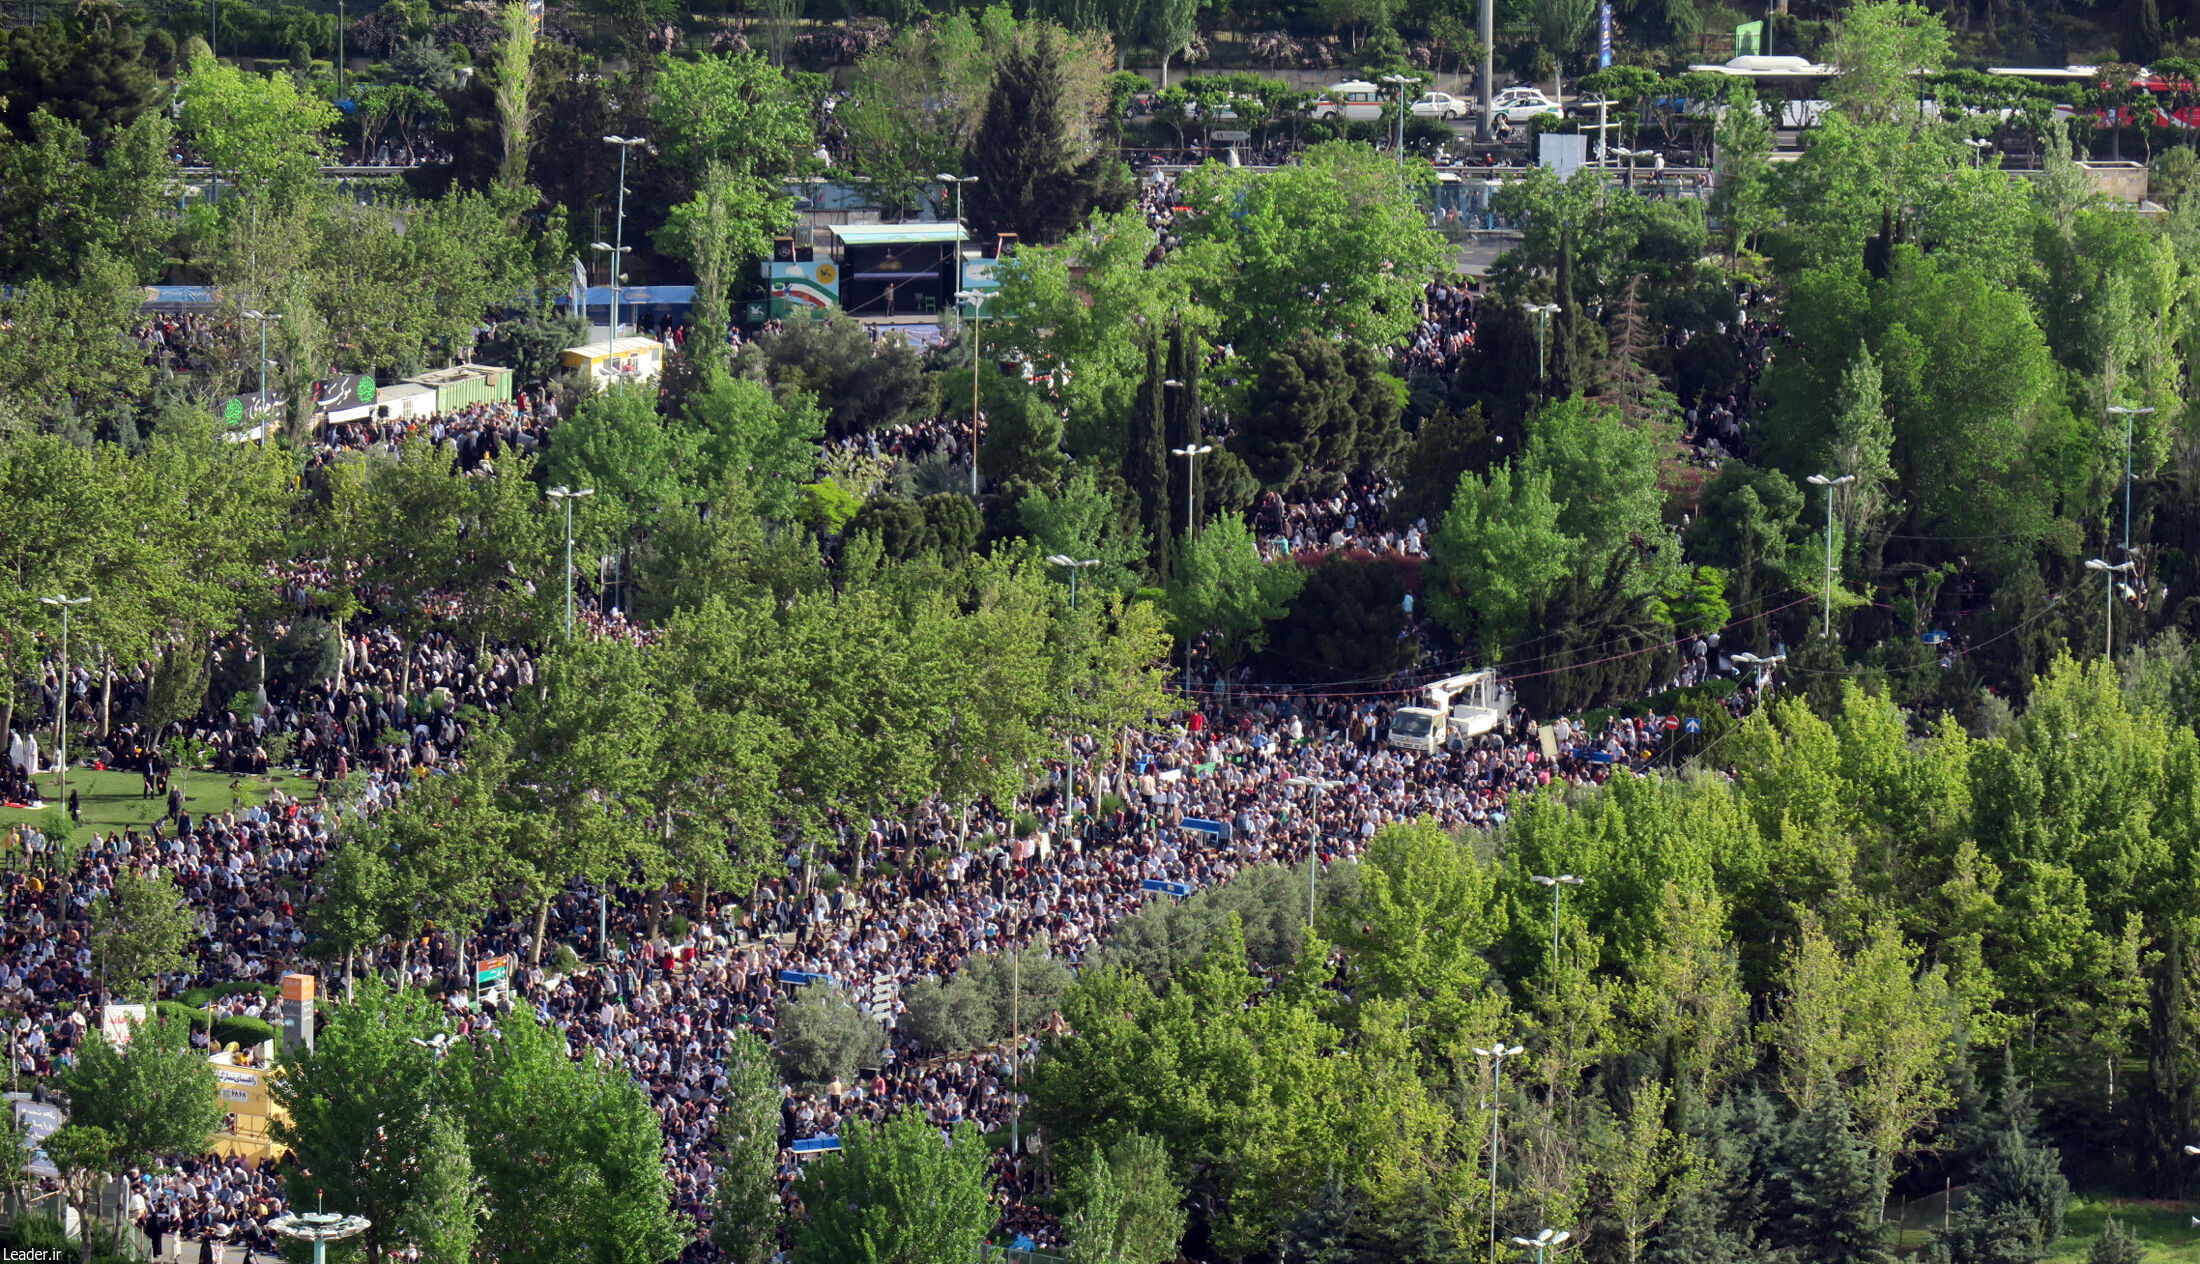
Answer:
[
  {"left": 955, "top": 289, "right": 991, "bottom": 496},
  {"left": 1170, "top": 439, "right": 1213, "bottom": 695},
  {"left": 1473, "top": 1042, "right": 1526, "bottom": 1264},
  {"left": 1382, "top": 73, "right": 1415, "bottom": 173},
  {"left": 40, "top": 595, "right": 89, "bottom": 807},
  {"left": 933, "top": 172, "right": 977, "bottom": 230},
  {"left": 1511, "top": 1227, "right": 1573, "bottom": 1264},
  {"left": 268, "top": 1207, "right": 372, "bottom": 1264},
  {"left": 2086, "top": 558, "right": 2136, "bottom": 660},
  {"left": 1804, "top": 473, "right": 1854, "bottom": 638},
  {"left": 1528, "top": 874, "right": 1584, "bottom": 962},
  {"left": 241, "top": 309, "right": 282, "bottom": 405},
  {"left": 546, "top": 486, "right": 595, "bottom": 638},
  {"left": 2107, "top": 404, "right": 2154, "bottom": 560},
  {"left": 1045, "top": 554, "right": 1100, "bottom": 611},
  {"left": 601, "top": 135, "right": 647, "bottom": 359},
  {"left": 1521, "top": 303, "right": 1560, "bottom": 383},
  {"left": 1285, "top": 777, "right": 1343, "bottom": 927}
]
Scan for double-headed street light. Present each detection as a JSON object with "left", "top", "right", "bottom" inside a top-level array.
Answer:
[
  {"left": 601, "top": 135, "right": 647, "bottom": 358},
  {"left": 934, "top": 172, "right": 977, "bottom": 228},
  {"left": 1805, "top": 473, "right": 1855, "bottom": 638},
  {"left": 1473, "top": 1041, "right": 1528, "bottom": 1264},
  {"left": 1381, "top": 73, "right": 1415, "bottom": 172},
  {"left": 1528, "top": 874, "right": 1584, "bottom": 961},
  {"left": 1511, "top": 1227, "right": 1573, "bottom": 1264},
  {"left": 1285, "top": 776, "right": 1344, "bottom": 926},
  {"left": 546, "top": 486, "right": 595, "bottom": 638},
  {"left": 1521, "top": 303, "right": 1560, "bottom": 383},
  {"left": 1045, "top": 554, "right": 1100, "bottom": 610},
  {"left": 954, "top": 289, "right": 992, "bottom": 496},
  {"left": 2086, "top": 557, "right": 2136, "bottom": 660},
  {"left": 40, "top": 595, "right": 89, "bottom": 806}
]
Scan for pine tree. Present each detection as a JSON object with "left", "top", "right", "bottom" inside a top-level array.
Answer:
[
  {"left": 1767, "top": 1088, "right": 1892, "bottom": 1264},
  {"left": 964, "top": 26, "right": 1119, "bottom": 244},
  {"left": 2086, "top": 1217, "right": 2144, "bottom": 1264},
  {"left": 709, "top": 1030, "right": 782, "bottom": 1264},
  {"left": 404, "top": 1110, "right": 485, "bottom": 1264}
]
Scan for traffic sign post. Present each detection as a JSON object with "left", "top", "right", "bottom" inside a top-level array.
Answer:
[
  {"left": 474, "top": 955, "right": 510, "bottom": 1008},
  {"left": 1140, "top": 878, "right": 1195, "bottom": 899}
]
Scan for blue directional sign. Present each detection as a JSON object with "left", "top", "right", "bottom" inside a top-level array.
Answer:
[
  {"left": 1141, "top": 879, "right": 1195, "bottom": 898},
  {"left": 1683, "top": 717, "right": 1702, "bottom": 734},
  {"left": 778, "top": 970, "right": 835, "bottom": 987},
  {"left": 1181, "top": 817, "right": 1228, "bottom": 836},
  {"left": 791, "top": 1136, "right": 841, "bottom": 1154}
]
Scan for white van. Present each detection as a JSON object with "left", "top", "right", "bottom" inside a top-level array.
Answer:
[{"left": 1309, "top": 80, "right": 1385, "bottom": 121}]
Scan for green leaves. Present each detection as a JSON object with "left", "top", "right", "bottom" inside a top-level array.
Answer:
[
  {"left": 791, "top": 1111, "right": 997, "bottom": 1264},
  {"left": 177, "top": 49, "right": 338, "bottom": 210},
  {"left": 87, "top": 870, "right": 196, "bottom": 1003}
]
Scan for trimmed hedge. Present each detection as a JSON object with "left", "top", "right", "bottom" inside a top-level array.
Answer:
[{"left": 210, "top": 1014, "right": 277, "bottom": 1050}]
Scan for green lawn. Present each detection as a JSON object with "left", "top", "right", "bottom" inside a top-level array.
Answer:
[
  {"left": 0, "top": 766, "right": 295, "bottom": 857},
  {"left": 2047, "top": 1196, "right": 2200, "bottom": 1262}
]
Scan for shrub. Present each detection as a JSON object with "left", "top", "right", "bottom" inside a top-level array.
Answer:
[
  {"left": 664, "top": 914, "right": 690, "bottom": 941},
  {"left": 775, "top": 987, "right": 885, "bottom": 1088},
  {"left": 210, "top": 1014, "right": 276, "bottom": 1050},
  {"left": 155, "top": 1000, "right": 210, "bottom": 1032},
  {"left": 549, "top": 944, "right": 582, "bottom": 976}
]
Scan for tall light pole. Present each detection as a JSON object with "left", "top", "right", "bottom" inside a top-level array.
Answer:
[
  {"left": 1511, "top": 1227, "right": 1573, "bottom": 1264},
  {"left": 1521, "top": 303, "right": 1560, "bottom": 384},
  {"left": 955, "top": 289, "right": 991, "bottom": 496},
  {"left": 546, "top": 486, "right": 594, "bottom": 638},
  {"left": 242, "top": 309, "right": 281, "bottom": 405},
  {"left": 40, "top": 595, "right": 89, "bottom": 807},
  {"left": 1528, "top": 874, "right": 1584, "bottom": 963},
  {"left": 1804, "top": 473, "right": 1854, "bottom": 638},
  {"left": 1473, "top": 1041, "right": 1526, "bottom": 1264},
  {"left": 2086, "top": 558, "right": 2135, "bottom": 660},
  {"left": 1382, "top": 73, "right": 1415, "bottom": 175},
  {"left": 589, "top": 240, "right": 632, "bottom": 362},
  {"left": 2107, "top": 404, "right": 2154, "bottom": 560},
  {"left": 933, "top": 172, "right": 977, "bottom": 230},
  {"left": 1171, "top": 438, "right": 1213, "bottom": 695},
  {"left": 1286, "top": 777, "right": 1343, "bottom": 927},
  {"left": 602, "top": 135, "right": 647, "bottom": 358},
  {"left": 1477, "top": 0, "right": 1494, "bottom": 142},
  {"left": 1046, "top": 554, "right": 1100, "bottom": 611}
]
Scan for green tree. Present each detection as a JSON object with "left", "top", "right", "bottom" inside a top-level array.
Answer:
[
  {"left": 271, "top": 979, "right": 450, "bottom": 1264},
  {"left": 407, "top": 1109, "right": 487, "bottom": 1264},
  {"left": 86, "top": 869, "right": 195, "bottom": 1001},
  {"left": 681, "top": 367, "right": 826, "bottom": 519},
  {"left": 1174, "top": 143, "right": 1447, "bottom": 360},
  {"left": 1423, "top": 459, "right": 1573, "bottom": 656},
  {"left": 1767, "top": 1089, "right": 1892, "bottom": 1264},
  {"left": 1166, "top": 515, "right": 1305, "bottom": 669},
  {"left": 776, "top": 986, "right": 888, "bottom": 1087},
  {"left": 965, "top": 24, "right": 1124, "bottom": 244},
  {"left": 648, "top": 51, "right": 815, "bottom": 182},
  {"left": 62, "top": 1011, "right": 220, "bottom": 1171},
  {"left": 1825, "top": 0, "right": 1952, "bottom": 127},
  {"left": 456, "top": 1001, "right": 689, "bottom": 1264},
  {"left": 1062, "top": 1133, "right": 1186, "bottom": 1264},
  {"left": 0, "top": 2, "right": 163, "bottom": 152},
  {"left": 791, "top": 1110, "right": 997, "bottom": 1264},
  {"left": 2086, "top": 1218, "right": 2143, "bottom": 1264},
  {"left": 177, "top": 48, "right": 338, "bottom": 210},
  {"left": 710, "top": 1030, "right": 783, "bottom": 1264}
]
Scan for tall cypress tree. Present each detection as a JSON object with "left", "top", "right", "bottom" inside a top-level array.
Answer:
[
  {"left": 1124, "top": 331, "right": 1170, "bottom": 577},
  {"left": 2139, "top": 922, "right": 2195, "bottom": 1195}
]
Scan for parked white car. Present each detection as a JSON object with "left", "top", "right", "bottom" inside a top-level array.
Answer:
[
  {"left": 1308, "top": 81, "right": 1385, "bottom": 121},
  {"left": 1490, "top": 87, "right": 1564, "bottom": 122},
  {"left": 1410, "top": 91, "right": 1470, "bottom": 120}
]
